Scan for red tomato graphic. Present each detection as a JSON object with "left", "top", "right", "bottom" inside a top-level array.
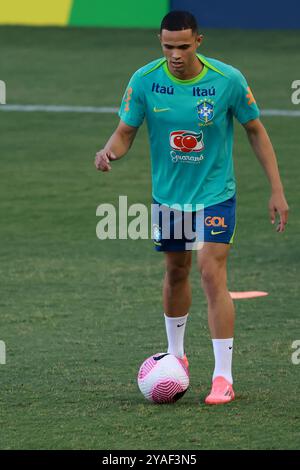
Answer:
[
  {"left": 181, "top": 147, "right": 190, "bottom": 153},
  {"left": 173, "top": 135, "right": 184, "bottom": 148},
  {"left": 182, "top": 135, "right": 197, "bottom": 149}
]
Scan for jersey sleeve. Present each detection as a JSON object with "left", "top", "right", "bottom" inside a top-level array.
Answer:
[
  {"left": 118, "top": 71, "right": 145, "bottom": 128},
  {"left": 229, "top": 69, "right": 260, "bottom": 124}
]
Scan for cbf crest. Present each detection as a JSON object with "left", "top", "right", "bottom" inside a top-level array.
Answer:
[{"left": 197, "top": 99, "right": 214, "bottom": 125}]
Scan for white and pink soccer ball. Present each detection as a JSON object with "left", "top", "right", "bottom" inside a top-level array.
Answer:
[{"left": 137, "top": 352, "right": 189, "bottom": 404}]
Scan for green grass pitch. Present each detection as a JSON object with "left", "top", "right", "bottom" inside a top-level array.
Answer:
[{"left": 0, "top": 26, "right": 299, "bottom": 450}]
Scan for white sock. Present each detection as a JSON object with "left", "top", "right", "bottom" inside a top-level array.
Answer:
[
  {"left": 164, "top": 313, "right": 189, "bottom": 359},
  {"left": 212, "top": 338, "right": 234, "bottom": 384}
]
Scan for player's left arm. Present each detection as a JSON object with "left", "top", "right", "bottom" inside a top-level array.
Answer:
[{"left": 243, "top": 118, "right": 289, "bottom": 232}]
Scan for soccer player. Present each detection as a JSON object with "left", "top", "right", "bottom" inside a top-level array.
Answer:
[{"left": 95, "top": 11, "right": 289, "bottom": 404}]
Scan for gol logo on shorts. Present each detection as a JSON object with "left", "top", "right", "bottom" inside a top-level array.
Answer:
[{"left": 205, "top": 216, "right": 228, "bottom": 227}]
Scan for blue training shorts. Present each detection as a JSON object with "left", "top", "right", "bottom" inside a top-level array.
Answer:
[{"left": 152, "top": 194, "right": 236, "bottom": 252}]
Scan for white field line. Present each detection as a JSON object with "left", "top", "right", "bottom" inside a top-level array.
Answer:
[
  {"left": 0, "top": 104, "right": 119, "bottom": 113},
  {"left": 0, "top": 104, "right": 300, "bottom": 116}
]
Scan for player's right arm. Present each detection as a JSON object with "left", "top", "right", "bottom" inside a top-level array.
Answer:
[
  {"left": 95, "top": 69, "right": 145, "bottom": 172},
  {"left": 94, "top": 120, "right": 138, "bottom": 172}
]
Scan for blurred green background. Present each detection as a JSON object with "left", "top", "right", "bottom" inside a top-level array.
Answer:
[{"left": 0, "top": 26, "right": 299, "bottom": 450}]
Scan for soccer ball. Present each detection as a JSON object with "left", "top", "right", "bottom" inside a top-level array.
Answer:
[{"left": 137, "top": 352, "right": 189, "bottom": 404}]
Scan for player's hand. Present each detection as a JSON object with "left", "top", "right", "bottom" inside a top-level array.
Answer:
[
  {"left": 94, "top": 149, "right": 118, "bottom": 172},
  {"left": 269, "top": 191, "right": 289, "bottom": 232}
]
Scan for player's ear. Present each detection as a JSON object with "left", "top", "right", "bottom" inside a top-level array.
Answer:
[
  {"left": 157, "top": 33, "right": 162, "bottom": 44},
  {"left": 196, "top": 34, "right": 204, "bottom": 47}
]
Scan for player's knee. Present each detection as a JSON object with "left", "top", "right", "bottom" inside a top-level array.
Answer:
[
  {"left": 166, "top": 264, "right": 190, "bottom": 286},
  {"left": 199, "top": 262, "right": 225, "bottom": 290}
]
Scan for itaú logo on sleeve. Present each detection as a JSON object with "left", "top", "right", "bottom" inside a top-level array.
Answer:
[
  {"left": 205, "top": 216, "right": 228, "bottom": 227},
  {"left": 170, "top": 130, "right": 204, "bottom": 153}
]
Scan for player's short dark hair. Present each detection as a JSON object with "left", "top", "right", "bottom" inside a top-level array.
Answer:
[{"left": 160, "top": 10, "right": 198, "bottom": 35}]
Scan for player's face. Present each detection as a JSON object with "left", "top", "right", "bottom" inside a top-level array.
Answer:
[{"left": 159, "top": 29, "right": 203, "bottom": 76}]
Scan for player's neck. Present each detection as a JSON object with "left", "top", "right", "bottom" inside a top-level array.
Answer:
[{"left": 168, "top": 57, "right": 204, "bottom": 81}]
